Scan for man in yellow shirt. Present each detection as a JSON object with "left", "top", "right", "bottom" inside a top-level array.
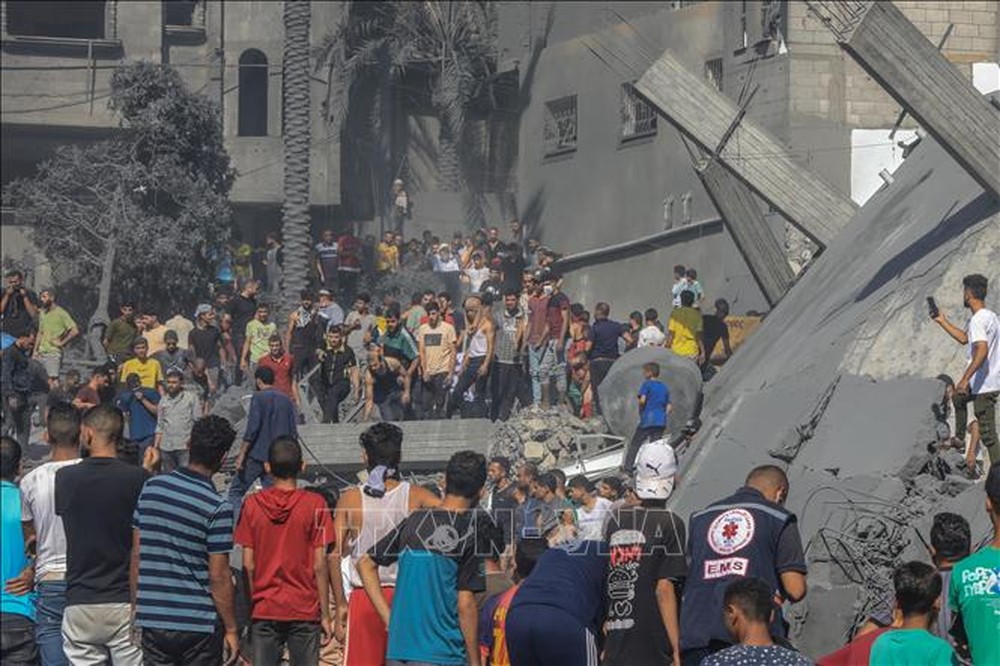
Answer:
[
  {"left": 241, "top": 304, "right": 277, "bottom": 378},
  {"left": 376, "top": 231, "right": 399, "bottom": 274},
  {"left": 667, "top": 290, "right": 705, "bottom": 364},
  {"left": 118, "top": 337, "right": 164, "bottom": 390}
]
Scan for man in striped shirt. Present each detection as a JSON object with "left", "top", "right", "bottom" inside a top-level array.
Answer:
[{"left": 130, "top": 415, "right": 240, "bottom": 665}]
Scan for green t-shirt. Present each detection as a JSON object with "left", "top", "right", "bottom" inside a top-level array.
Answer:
[
  {"left": 104, "top": 318, "right": 137, "bottom": 356},
  {"left": 870, "top": 628, "right": 958, "bottom": 666},
  {"left": 37, "top": 305, "right": 77, "bottom": 355},
  {"left": 949, "top": 545, "right": 1000, "bottom": 666},
  {"left": 245, "top": 319, "right": 277, "bottom": 363}
]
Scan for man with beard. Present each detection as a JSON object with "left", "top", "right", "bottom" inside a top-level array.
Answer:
[
  {"left": 285, "top": 291, "right": 321, "bottom": 381},
  {"left": 102, "top": 302, "right": 137, "bottom": 365},
  {"left": 35, "top": 289, "right": 78, "bottom": 389}
]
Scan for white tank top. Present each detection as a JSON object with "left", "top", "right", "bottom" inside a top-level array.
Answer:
[
  {"left": 348, "top": 481, "right": 410, "bottom": 588},
  {"left": 467, "top": 325, "right": 489, "bottom": 358}
]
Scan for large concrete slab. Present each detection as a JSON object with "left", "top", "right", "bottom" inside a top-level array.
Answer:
[
  {"left": 696, "top": 158, "right": 794, "bottom": 306},
  {"left": 635, "top": 49, "right": 858, "bottom": 246}
]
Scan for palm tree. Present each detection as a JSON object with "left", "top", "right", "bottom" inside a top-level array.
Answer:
[
  {"left": 281, "top": 0, "right": 313, "bottom": 308},
  {"left": 316, "top": 1, "right": 499, "bottom": 218}
]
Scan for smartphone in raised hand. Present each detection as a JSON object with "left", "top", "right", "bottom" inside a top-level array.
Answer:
[{"left": 927, "top": 297, "right": 939, "bottom": 319}]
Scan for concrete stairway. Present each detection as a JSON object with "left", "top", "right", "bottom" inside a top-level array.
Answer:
[{"left": 298, "top": 419, "right": 499, "bottom": 474}]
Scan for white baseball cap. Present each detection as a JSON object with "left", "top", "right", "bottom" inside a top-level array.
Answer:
[{"left": 634, "top": 438, "right": 677, "bottom": 500}]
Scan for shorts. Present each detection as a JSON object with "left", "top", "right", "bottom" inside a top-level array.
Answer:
[
  {"left": 344, "top": 586, "right": 394, "bottom": 666},
  {"left": 39, "top": 352, "right": 62, "bottom": 379}
]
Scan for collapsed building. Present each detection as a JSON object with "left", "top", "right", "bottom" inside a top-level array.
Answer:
[{"left": 632, "top": 1, "right": 1000, "bottom": 654}]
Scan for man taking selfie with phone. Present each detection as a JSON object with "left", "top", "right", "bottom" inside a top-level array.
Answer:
[{"left": 932, "top": 274, "right": 999, "bottom": 467}]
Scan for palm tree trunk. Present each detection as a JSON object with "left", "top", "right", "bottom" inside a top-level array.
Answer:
[
  {"left": 437, "top": 120, "right": 461, "bottom": 192},
  {"left": 281, "top": 0, "right": 313, "bottom": 311}
]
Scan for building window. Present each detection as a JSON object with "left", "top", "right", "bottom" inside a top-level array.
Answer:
[
  {"left": 238, "top": 49, "right": 269, "bottom": 137},
  {"left": 543, "top": 95, "right": 578, "bottom": 156},
  {"left": 705, "top": 58, "right": 723, "bottom": 92},
  {"left": 6, "top": 0, "right": 106, "bottom": 39},
  {"left": 620, "top": 82, "right": 657, "bottom": 140},
  {"left": 163, "top": 0, "right": 197, "bottom": 26}
]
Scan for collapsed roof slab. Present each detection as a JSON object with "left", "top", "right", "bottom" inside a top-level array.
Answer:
[
  {"left": 635, "top": 49, "right": 858, "bottom": 247},
  {"left": 808, "top": 0, "right": 1000, "bottom": 199},
  {"left": 695, "top": 157, "right": 795, "bottom": 307}
]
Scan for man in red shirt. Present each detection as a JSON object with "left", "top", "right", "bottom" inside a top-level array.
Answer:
[
  {"left": 337, "top": 229, "right": 362, "bottom": 304},
  {"left": 257, "top": 334, "right": 299, "bottom": 409},
  {"left": 234, "top": 436, "right": 334, "bottom": 665}
]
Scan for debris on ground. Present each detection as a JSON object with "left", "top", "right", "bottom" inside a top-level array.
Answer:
[{"left": 487, "top": 405, "right": 608, "bottom": 470}]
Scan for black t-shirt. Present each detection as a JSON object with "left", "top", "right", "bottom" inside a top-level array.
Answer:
[
  {"left": 188, "top": 326, "right": 222, "bottom": 367},
  {"left": 702, "top": 315, "right": 730, "bottom": 359},
  {"left": 1, "top": 287, "right": 38, "bottom": 337},
  {"left": 321, "top": 346, "right": 357, "bottom": 387},
  {"left": 603, "top": 507, "right": 688, "bottom": 665},
  {"left": 228, "top": 295, "right": 257, "bottom": 340},
  {"left": 55, "top": 457, "right": 148, "bottom": 606},
  {"left": 501, "top": 256, "right": 524, "bottom": 293},
  {"left": 589, "top": 319, "right": 626, "bottom": 359}
]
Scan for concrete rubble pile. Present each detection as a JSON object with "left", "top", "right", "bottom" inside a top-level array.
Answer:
[
  {"left": 668, "top": 130, "right": 999, "bottom": 655},
  {"left": 488, "top": 405, "right": 608, "bottom": 471}
]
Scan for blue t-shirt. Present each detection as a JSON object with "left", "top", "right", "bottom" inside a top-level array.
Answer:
[
  {"left": 116, "top": 388, "right": 160, "bottom": 442},
  {"left": 1, "top": 481, "right": 35, "bottom": 620},
  {"left": 509, "top": 538, "right": 608, "bottom": 632},
  {"left": 371, "top": 509, "right": 485, "bottom": 665},
  {"left": 638, "top": 379, "right": 670, "bottom": 428},
  {"left": 133, "top": 469, "right": 233, "bottom": 633}
]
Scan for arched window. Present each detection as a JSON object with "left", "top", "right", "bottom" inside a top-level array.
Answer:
[{"left": 238, "top": 49, "right": 269, "bottom": 137}]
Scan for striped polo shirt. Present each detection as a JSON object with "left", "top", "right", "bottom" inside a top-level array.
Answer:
[{"left": 132, "top": 468, "right": 233, "bottom": 633}]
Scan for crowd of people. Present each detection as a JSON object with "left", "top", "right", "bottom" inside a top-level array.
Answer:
[
  {"left": 2, "top": 190, "right": 999, "bottom": 666},
  {"left": 1, "top": 410, "right": 998, "bottom": 666},
  {"left": 2, "top": 216, "right": 734, "bottom": 447}
]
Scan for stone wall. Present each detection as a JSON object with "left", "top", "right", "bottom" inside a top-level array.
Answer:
[{"left": 786, "top": 1, "right": 998, "bottom": 129}]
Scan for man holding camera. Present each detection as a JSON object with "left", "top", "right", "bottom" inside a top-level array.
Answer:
[
  {"left": 0, "top": 269, "right": 38, "bottom": 339},
  {"left": 933, "top": 274, "right": 1000, "bottom": 467}
]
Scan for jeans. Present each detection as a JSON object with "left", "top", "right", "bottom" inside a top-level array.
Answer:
[
  {"left": 1, "top": 612, "right": 38, "bottom": 665},
  {"left": 490, "top": 362, "right": 521, "bottom": 421},
  {"left": 320, "top": 381, "right": 351, "bottom": 424},
  {"left": 62, "top": 603, "right": 141, "bottom": 666},
  {"left": 141, "top": 626, "right": 223, "bottom": 666},
  {"left": 36, "top": 580, "right": 67, "bottom": 666},
  {"left": 373, "top": 391, "right": 405, "bottom": 422},
  {"left": 447, "top": 356, "right": 487, "bottom": 418},
  {"left": 528, "top": 341, "right": 554, "bottom": 404},
  {"left": 160, "top": 449, "right": 189, "bottom": 474},
  {"left": 422, "top": 373, "right": 450, "bottom": 419},
  {"left": 251, "top": 620, "right": 319, "bottom": 666},
  {"left": 955, "top": 391, "right": 998, "bottom": 464},
  {"left": 589, "top": 358, "right": 616, "bottom": 415},
  {"left": 227, "top": 457, "right": 272, "bottom": 525}
]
